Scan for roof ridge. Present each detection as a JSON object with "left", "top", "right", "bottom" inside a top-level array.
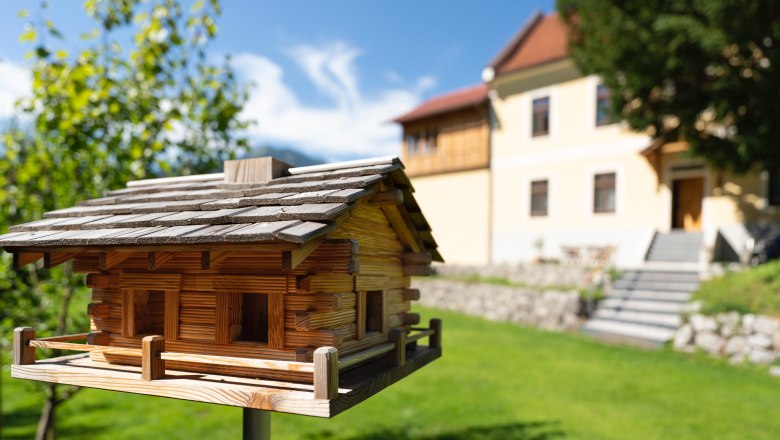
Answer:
[
  {"left": 287, "top": 156, "right": 400, "bottom": 175},
  {"left": 127, "top": 173, "right": 225, "bottom": 188}
]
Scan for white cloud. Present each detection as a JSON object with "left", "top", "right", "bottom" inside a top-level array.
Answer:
[
  {"left": 0, "top": 59, "right": 31, "bottom": 119},
  {"left": 233, "top": 42, "right": 436, "bottom": 160}
]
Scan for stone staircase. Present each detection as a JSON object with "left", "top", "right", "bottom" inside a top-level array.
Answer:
[{"left": 582, "top": 232, "right": 702, "bottom": 346}]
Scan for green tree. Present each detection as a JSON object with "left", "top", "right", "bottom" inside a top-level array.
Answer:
[
  {"left": 557, "top": 0, "right": 780, "bottom": 172},
  {"left": 0, "top": 1, "right": 250, "bottom": 438}
]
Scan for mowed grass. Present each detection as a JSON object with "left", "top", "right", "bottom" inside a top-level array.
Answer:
[{"left": 3, "top": 307, "right": 780, "bottom": 439}]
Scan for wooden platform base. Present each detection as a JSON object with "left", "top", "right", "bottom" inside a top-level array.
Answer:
[{"left": 11, "top": 346, "right": 440, "bottom": 418}]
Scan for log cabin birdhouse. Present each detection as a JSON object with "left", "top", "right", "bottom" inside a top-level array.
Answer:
[{"left": 3, "top": 156, "right": 442, "bottom": 418}]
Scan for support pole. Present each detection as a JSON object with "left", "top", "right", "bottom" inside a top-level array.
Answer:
[{"left": 243, "top": 408, "right": 270, "bottom": 440}]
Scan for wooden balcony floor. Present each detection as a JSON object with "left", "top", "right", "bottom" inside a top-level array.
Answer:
[{"left": 11, "top": 346, "right": 440, "bottom": 418}]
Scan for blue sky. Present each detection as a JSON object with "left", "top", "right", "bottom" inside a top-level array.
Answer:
[{"left": 0, "top": 0, "right": 555, "bottom": 160}]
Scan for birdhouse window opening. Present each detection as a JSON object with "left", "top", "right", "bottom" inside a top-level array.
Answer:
[
  {"left": 366, "top": 290, "right": 384, "bottom": 333},
  {"left": 238, "top": 292, "right": 269, "bottom": 344},
  {"left": 124, "top": 290, "right": 166, "bottom": 337}
]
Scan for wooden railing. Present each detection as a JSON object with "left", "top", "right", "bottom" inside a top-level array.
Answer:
[{"left": 13, "top": 318, "right": 442, "bottom": 400}]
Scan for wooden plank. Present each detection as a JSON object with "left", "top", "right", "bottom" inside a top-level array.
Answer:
[
  {"left": 313, "top": 347, "right": 338, "bottom": 400},
  {"left": 338, "top": 342, "right": 394, "bottom": 370},
  {"left": 284, "top": 293, "right": 348, "bottom": 313},
  {"left": 98, "top": 251, "right": 133, "bottom": 270},
  {"left": 401, "top": 252, "right": 431, "bottom": 265},
  {"left": 403, "top": 265, "right": 433, "bottom": 276},
  {"left": 119, "top": 273, "right": 181, "bottom": 291},
  {"left": 388, "top": 328, "right": 406, "bottom": 367},
  {"left": 148, "top": 251, "right": 181, "bottom": 270},
  {"left": 87, "top": 303, "right": 111, "bottom": 320},
  {"left": 288, "top": 237, "right": 324, "bottom": 271},
  {"left": 86, "top": 274, "right": 112, "bottom": 289},
  {"left": 356, "top": 291, "right": 366, "bottom": 340},
  {"left": 403, "top": 313, "right": 421, "bottom": 326},
  {"left": 276, "top": 222, "right": 333, "bottom": 244},
  {"left": 13, "top": 252, "right": 43, "bottom": 269},
  {"left": 429, "top": 319, "right": 442, "bottom": 349},
  {"left": 405, "top": 329, "right": 435, "bottom": 344},
  {"left": 369, "top": 189, "right": 403, "bottom": 205},
  {"left": 141, "top": 335, "right": 165, "bottom": 381},
  {"left": 122, "top": 289, "right": 133, "bottom": 337},
  {"left": 12, "top": 345, "right": 440, "bottom": 417},
  {"left": 87, "top": 331, "right": 110, "bottom": 346},
  {"left": 43, "top": 251, "right": 80, "bottom": 268},
  {"left": 13, "top": 327, "right": 36, "bottom": 365},
  {"left": 159, "top": 352, "right": 315, "bottom": 373},
  {"left": 380, "top": 204, "right": 423, "bottom": 253},
  {"left": 215, "top": 292, "right": 231, "bottom": 345},
  {"left": 401, "top": 288, "right": 421, "bottom": 301},
  {"left": 269, "top": 292, "right": 285, "bottom": 349},
  {"left": 199, "top": 250, "right": 232, "bottom": 269}
]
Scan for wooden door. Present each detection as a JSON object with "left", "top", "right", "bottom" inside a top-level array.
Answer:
[{"left": 672, "top": 177, "right": 703, "bottom": 230}]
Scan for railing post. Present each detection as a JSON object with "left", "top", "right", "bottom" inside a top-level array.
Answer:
[
  {"left": 13, "top": 327, "right": 36, "bottom": 365},
  {"left": 142, "top": 335, "right": 165, "bottom": 381},
  {"left": 429, "top": 318, "right": 442, "bottom": 349},
  {"left": 388, "top": 328, "right": 406, "bottom": 367},
  {"left": 313, "top": 347, "right": 338, "bottom": 400}
]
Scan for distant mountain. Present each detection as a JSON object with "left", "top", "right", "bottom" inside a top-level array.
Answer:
[{"left": 241, "top": 145, "right": 324, "bottom": 167}]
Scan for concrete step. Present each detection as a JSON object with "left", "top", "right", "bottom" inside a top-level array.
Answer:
[
  {"left": 594, "top": 309, "right": 681, "bottom": 328},
  {"left": 599, "top": 298, "right": 686, "bottom": 314},
  {"left": 646, "top": 255, "right": 700, "bottom": 263},
  {"left": 582, "top": 319, "right": 676, "bottom": 345},
  {"left": 620, "top": 271, "right": 700, "bottom": 283},
  {"left": 608, "top": 289, "right": 692, "bottom": 303},
  {"left": 639, "top": 262, "right": 702, "bottom": 271},
  {"left": 612, "top": 279, "right": 699, "bottom": 292}
]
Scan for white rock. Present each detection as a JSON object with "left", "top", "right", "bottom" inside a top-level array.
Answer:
[
  {"left": 754, "top": 315, "right": 780, "bottom": 335},
  {"left": 695, "top": 332, "right": 724, "bottom": 355},
  {"left": 673, "top": 324, "right": 694, "bottom": 349},
  {"left": 747, "top": 333, "right": 773, "bottom": 349},
  {"left": 717, "top": 312, "right": 741, "bottom": 338},
  {"left": 724, "top": 336, "right": 747, "bottom": 356},
  {"left": 742, "top": 314, "right": 756, "bottom": 334},
  {"left": 770, "top": 366, "right": 780, "bottom": 377},
  {"left": 748, "top": 348, "right": 778, "bottom": 365},
  {"left": 773, "top": 331, "right": 780, "bottom": 349},
  {"left": 690, "top": 314, "right": 718, "bottom": 333}
]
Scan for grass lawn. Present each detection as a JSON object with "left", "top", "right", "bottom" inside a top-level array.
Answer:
[
  {"left": 3, "top": 307, "right": 780, "bottom": 439},
  {"left": 694, "top": 260, "right": 780, "bottom": 317}
]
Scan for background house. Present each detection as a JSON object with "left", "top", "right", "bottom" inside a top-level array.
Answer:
[
  {"left": 393, "top": 85, "right": 491, "bottom": 265},
  {"left": 397, "top": 11, "right": 780, "bottom": 268}
]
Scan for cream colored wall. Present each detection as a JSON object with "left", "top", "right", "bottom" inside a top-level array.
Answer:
[
  {"left": 489, "top": 61, "right": 663, "bottom": 266},
  {"left": 410, "top": 169, "right": 491, "bottom": 265}
]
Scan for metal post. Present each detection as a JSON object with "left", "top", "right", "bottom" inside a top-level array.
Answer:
[{"left": 243, "top": 408, "right": 271, "bottom": 440}]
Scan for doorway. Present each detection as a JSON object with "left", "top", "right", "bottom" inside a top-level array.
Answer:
[{"left": 672, "top": 177, "right": 703, "bottom": 230}]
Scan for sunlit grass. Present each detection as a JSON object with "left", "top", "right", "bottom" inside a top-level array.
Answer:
[{"left": 3, "top": 307, "right": 780, "bottom": 439}]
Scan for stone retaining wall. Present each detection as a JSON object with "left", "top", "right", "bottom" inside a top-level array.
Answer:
[
  {"left": 433, "top": 263, "right": 590, "bottom": 289},
  {"left": 413, "top": 278, "right": 583, "bottom": 332},
  {"left": 674, "top": 313, "right": 780, "bottom": 365}
]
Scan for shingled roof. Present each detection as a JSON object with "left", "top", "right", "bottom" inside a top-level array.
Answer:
[
  {"left": 487, "top": 12, "right": 568, "bottom": 77},
  {"left": 0, "top": 156, "right": 441, "bottom": 261}
]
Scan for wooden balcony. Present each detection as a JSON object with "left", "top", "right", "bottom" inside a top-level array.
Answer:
[{"left": 12, "top": 320, "right": 441, "bottom": 418}]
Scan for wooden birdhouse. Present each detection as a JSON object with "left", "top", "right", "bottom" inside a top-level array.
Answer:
[{"left": 3, "top": 156, "right": 442, "bottom": 418}]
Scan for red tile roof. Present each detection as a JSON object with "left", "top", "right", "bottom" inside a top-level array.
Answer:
[
  {"left": 393, "top": 84, "right": 488, "bottom": 124},
  {"left": 490, "top": 12, "right": 568, "bottom": 76}
]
